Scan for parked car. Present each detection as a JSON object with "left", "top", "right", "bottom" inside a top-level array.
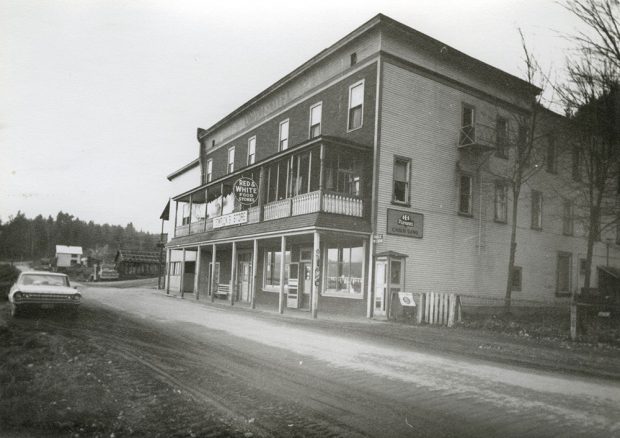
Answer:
[{"left": 8, "top": 271, "right": 81, "bottom": 317}]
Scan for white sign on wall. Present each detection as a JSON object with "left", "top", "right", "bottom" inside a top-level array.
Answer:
[{"left": 213, "top": 211, "right": 248, "bottom": 229}]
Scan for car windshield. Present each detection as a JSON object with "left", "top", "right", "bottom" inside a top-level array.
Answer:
[{"left": 21, "top": 274, "right": 69, "bottom": 287}]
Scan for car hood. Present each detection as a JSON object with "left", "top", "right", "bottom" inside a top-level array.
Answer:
[{"left": 17, "top": 285, "right": 78, "bottom": 294}]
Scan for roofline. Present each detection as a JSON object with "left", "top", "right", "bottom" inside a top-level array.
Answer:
[
  {"left": 197, "top": 13, "right": 541, "bottom": 140},
  {"left": 167, "top": 158, "right": 200, "bottom": 181}
]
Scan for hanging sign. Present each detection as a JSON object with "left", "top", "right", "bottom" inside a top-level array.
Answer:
[
  {"left": 233, "top": 177, "right": 258, "bottom": 205},
  {"left": 398, "top": 292, "right": 416, "bottom": 307},
  {"left": 387, "top": 209, "right": 424, "bottom": 238}
]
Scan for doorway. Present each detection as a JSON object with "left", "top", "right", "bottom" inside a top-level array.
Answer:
[
  {"left": 237, "top": 252, "right": 252, "bottom": 303},
  {"left": 374, "top": 254, "right": 406, "bottom": 319},
  {"left": 375, "top": 260, "right": 387, "bottom": 316}
]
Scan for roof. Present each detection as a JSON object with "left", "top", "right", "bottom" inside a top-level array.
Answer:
[
  {"left": 375, "top": 251, "right": 409, "bottom": 258},
  {"left": 197, "top": 13, "right": 540, "bottom": 141},
  {"left": 115, "top": 250, "right": 162, "bottom": 264},
  {"left": 55, "top": 245, "right": 83, "bottom": 255},
  {"left": 21, "top": 271, "right": 67, "bottom": 277},
  {"left": 167, "top": 158, "right": 200, "bottom": 181}
]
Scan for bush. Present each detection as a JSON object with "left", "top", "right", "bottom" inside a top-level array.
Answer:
[{"left": 0, "top": 264, "right": 20, "bottom": 300}]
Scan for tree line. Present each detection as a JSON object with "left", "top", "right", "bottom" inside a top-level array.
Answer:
[{"left": 0, "top": 211, "right": 160, "bottom": 262}]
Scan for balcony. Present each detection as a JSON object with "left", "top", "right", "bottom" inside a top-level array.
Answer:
[
  {"left": 175, "top": 190, "right": 363, "bottom": 237},
  {"left": 458, "top": 123, "right": 496, "bottom": 152}
]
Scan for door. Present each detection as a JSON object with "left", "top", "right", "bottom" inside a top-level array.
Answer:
[
  {"left": 238, "top": 261, "right": 251, "bottom": 302},
  {"left": 299, "top": 263, "right": 312, "bottom": 309},
  {"left": 287, "top": 262, "right": 300, "bottom": 308},
  {"left": 374, "top": 259, "right": 387, "bottom": 316}
]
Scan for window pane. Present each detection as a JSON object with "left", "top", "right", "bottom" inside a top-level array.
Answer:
[
  {"left": 311, "top": 104, "right": 322, "bottom": 124},
  {"left": 394, "top": 160, "right": 407, "bottom": 181},
  {"left": 350, "top": 83, "right": 363, "bottom": 107},
  {"left": 394, "top": 181, "right": 407, "bottom": 203},
  {"left": 459, "top": 175, "right": 471, "bottom": 213},
  {"left": 390, "top": 260, "right": 401, "bottom": 285}
]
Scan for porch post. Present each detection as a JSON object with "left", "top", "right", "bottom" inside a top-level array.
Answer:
[
  {"left": 210, "top": 244, "right": 217, "bottom": 303},
  {"left": 311, "top": 232, "right": 320, "bottom": 319},
  {"left": 204, "top": 188, "right": 208, "bottom": 233},
  {"left": 188, "top": 194, "right": 193, "bottom": 234},
  {"left": 230, "top": 241, "right": 237, "bottom": 306},
  {"left": 181, "top": 248, "right": 186, "bottom": 298},
  {"left": 319, "top": 144, "right": 325, "bottom": 211},
  {"left": 194, "top": 245, "right": 201, "bottom": 300},
  {"left": 165, "top": 248, "right": 171, "bottom": 295},
  {"left": 251, "top": 239, "right": 258, "bottom": 309},
  {"left": 278, "top": 235, "right": 286, "bottom": 314},
  {"left": 258, "top": 167, "right": 266, "bottom": 222},
  {"left": 366, "top": 238, "right": 374, "bottom": 318},
  {"left": 174, "top": 201, "right": 179, "bottom": 237}
]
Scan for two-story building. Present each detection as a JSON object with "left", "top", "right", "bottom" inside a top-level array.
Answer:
[{"left": 163, "top": 14, "right": 620, "bottom": 319}]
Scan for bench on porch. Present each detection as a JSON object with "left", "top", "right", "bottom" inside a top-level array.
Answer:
[{"left": 214, "top": 283, "right": 230, "bottom": 299}]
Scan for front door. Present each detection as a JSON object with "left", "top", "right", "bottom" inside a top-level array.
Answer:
[
  {"left": 299, "top": 262, "right": 312, "bottom": 309},
  {"left": 237, "top": 261, "right": 251, "bottom": 303},
  {"left": 374, "top": 259, "right": 387, "bottom": 316}
]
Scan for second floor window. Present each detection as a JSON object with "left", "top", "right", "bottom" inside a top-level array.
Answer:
[
  {"left": 531, "top": 190, "right": 543, "bottom": 230},
  {"left": 279, "top": 119, "right": 289, "bottom": 150},
  {"left": 392, "top": 157, "right": 410, "bottom": 204},
  {"left": 247, "top": 137, "right": 256, "bottom": 165},
  {"left": 458, "top": 174, "right": 473, "bottom": 215},
  {"left": 348, "top": 81, "right": 364, "bottom": 130},
  {"left": 206, "top": 159, "right": 213, "bottom": 183},
  {"left": 494, "top": 181, "right": 508, "bottom": 223},
  {"left": 563, "top": 199, "right": 573, "bottom": 235},
  {"left": 227, "top": 147, "right": 235, "bottom": 174},
  {"left": 309, "top": 103, "right": 322, "bottom": 138},
  {"left": 459, "top": 105, "right": 475, "bottom": 145},
  {"left": 495, "top": 117, "right": 508, "bottom": 158}
]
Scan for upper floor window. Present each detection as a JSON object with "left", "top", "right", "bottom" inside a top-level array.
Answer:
[
  {"left": 279, "top": 119, "right": 289, "bottom": 151},
  {"left": 309, "top": 103, "right": 322, "bottom": 139},
  {"left": 531, "top": 190, "right": 543, "bottom": 230},
  {"left": 546, "top": 135, "right": 557, "bottom": 173},
  {"left": 459, "top": 105, "right": 475, "bottom": 145},
  {"left": 458, "top": 174, "right": 473, "bottom": 216},
  {"left": 511, "top": 266, "right": 522, "bottom": 292},
  {"left": 206, "top": 159, "right": 213, "bottom": 183},
  {"left": 494, "top": 181, "right": 508, "bottom": 223},
  {"left": 325, "top": 149, "right": 363, "bottom": 197},
  {"left": 247, "top": 136, "right": 256, "bottom": 165},
  {"left": 348, "top": 81, "right": 364, "bottom": 131},
  {"left": 227, "top": 147, "right": 235, "bottom": 174},
  {"left": 517, "top": 124, "right": 529, "bottom": 162},
  {"left": 392, "top": 157, "right": 410, "bottom": 204},
  {"left": 563, "top": 199, "right": 573, "bottom": 236},
  {"left": 495, "top": 117, "right": 508, "bottom": 159},
  {"left": 350, "top": 52, "right": 357, "bottom": 66}
]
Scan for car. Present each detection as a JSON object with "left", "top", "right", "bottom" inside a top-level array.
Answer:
[{"left": 8, "top": 271, "right": 81, "bottom": 317}]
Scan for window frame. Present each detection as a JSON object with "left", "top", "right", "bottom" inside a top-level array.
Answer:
[
  {"left": 206, "top": 158, "right": 213, "bottom": 183},
  {"left": 458, "top": 173, "right": 474, "bottom": 216},
  {"left": 562, "top": 199, "right": 574, "bottom": 236},
  {"left": 247, "top": 136, "right": 256, "bottom": 165},
  {"left": 392, "top": 156, "right": 411, "bottom": 206},
  {"left": 459, "top": 104, "right": 476, "bottom": 146},
  {"left": 511, "top": 266, "right": 522, "bottom": 292},
  {"left": 494, "top": 181, "right": 508, "bottom": 223},
  {"left": 495, "top": 116, "right": 509, "bottom": 159},
  {"left": 279, "top": 119, "right": 289, "bottom": 151},
  {"left": 262, "top": 248, "right": 291, "bottom": 292},
  {"left": 347, "top": 80, "right": 364, "bottom": 132},
  {"left": 322, "top": 244, "right": 364, "bottom": 299},
  {"left": 530, "top": 189, "right": 543, "bottom": 230},
  {"left": 556, "top": 252, "right": 572, "bottom": 297},
  {"left": 309, "top": 102, "right": 322, "bottom": 139},
  {"left": 227, "top": 146, "right": 235, "bottom": 174}
]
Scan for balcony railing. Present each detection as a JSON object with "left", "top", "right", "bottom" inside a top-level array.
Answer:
[
  {"left": 458, "top": 123, "right": 496, "bottom": 151},
  {"left": 175, "top": 190, "right": 364, "bottom": 236}
]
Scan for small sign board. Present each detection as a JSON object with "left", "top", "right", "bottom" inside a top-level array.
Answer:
[
  {"left": 398, "top": 292, "right": 416, "bottom": 307},
  {"left": 373, "top": 233, "right": 384, "bottom": 243},
  {"left": 213, "top": 210, "right": 248, "bottom": 229},
  {"left": 233, "top": 177, "right": 258, "bottom": 205},
  {"left": 387, "top": 209, "right": 423, "bottom": 239}
]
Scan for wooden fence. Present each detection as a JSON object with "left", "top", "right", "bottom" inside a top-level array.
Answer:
[{"left": 417, "top": 292, "right": 461, "bottom": 327}]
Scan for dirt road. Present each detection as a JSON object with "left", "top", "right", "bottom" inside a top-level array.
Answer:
[{"left": 2, "top": 285, "right": 619, "bottom": 437}]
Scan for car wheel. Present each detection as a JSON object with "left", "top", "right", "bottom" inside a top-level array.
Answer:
[{"left": 9, "top": 302, "right": 20, "bottom": 318}]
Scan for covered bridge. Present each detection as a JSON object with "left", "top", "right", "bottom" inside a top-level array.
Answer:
[{"left": 114, "top": 250, "right": 163, "bottom": 277}]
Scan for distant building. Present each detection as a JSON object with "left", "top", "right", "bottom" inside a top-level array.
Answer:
[
  {"left": 55, "top": 245, "right": 83, "bottom": 268},
  {"left": 115, "top": 250, "right": 163, "bottom": 277}
]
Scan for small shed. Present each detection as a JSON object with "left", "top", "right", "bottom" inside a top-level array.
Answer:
[
  {"left": 114, "top": 250, "right": 164, "bottom": 277},
  {"left": 55, "top": 245, "right": 83, "bottom": 268}
]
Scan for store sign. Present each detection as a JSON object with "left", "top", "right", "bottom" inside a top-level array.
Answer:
[
  {"left": 386, "top": 209, "right": 423, "bottom": 238},
  {"left": 213, "top": 211, "right": 248, "bottom": 229},
  {"left": 234, "top": 177, "right": 258, "bottom": 205},
  {"left": 398, "top": 292, "right": 416, "bottom": 307}
]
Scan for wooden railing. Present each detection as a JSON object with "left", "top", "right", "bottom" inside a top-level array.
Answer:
[
  {"left": 264, "top": 198, "right": 291, "bottom": 221},
  {"left": 175, "top": 224, "right": 189, "bottom": 237},
  {"left": 322, "top": 192, "right": 363, "bottom": 217},
  {"left": 291, "top": 191, "right": 321, "bottom": 215},
  {"left": 248, "top": 206, "right": 261, "bottom": 224}
]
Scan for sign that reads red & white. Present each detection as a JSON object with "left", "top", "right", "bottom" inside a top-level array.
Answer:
[{"left": 234, "top": 177, "right": 258, "bottom": 205}]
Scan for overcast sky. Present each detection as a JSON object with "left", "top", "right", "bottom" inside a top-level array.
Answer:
[{"left": 1, "top": 0, "right": 585, "bottom": 233}]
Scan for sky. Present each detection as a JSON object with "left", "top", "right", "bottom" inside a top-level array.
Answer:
[{"left": 0, "top": 0, "right": 586, "bottom": 233}]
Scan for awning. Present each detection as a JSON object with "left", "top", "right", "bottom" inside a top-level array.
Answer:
[
  {"left": 160, "top": 200, "right": 170, "bottom": 221},
  {"left": 375, "top": 250, "right": 408, "bottom": 258}
]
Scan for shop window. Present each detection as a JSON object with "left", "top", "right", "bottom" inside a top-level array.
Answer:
[
  {"left": 495, "top": 117, "right": 508, "bottom": 159},
  {"left": 309, "top": 103, "right": 322, "bottom": 139},
  {"left": 169, "top": 261, "right": 182, "bottom": 276},
  {"left": 279, "top": 119, "right": 289, "bottom": 151},
  {"left": 348, "top": 81, "right": 364, "bottom": 131},
  {"left": 511, "top": 266, "right": 522, "bottom": 292},
  {"left": 247, "top": 136, "right": 256, "bottom": 165},
  {"left": 556, "top": 252, "right": 572, "bottom": 296},
  {"left": 325, "top": 244, "right": 363, "bottom": 296},
  {"left": 458, "top": 174, "right": 473, "bottom": 216},
  {"left": 531, "top": 190, "right": 542, "bottom": 230},
  {"left": 264, "top": 249, "right": 291, "bottom": 290},
  {"left": 563, "top": 200, "right": 573, "bottom": 236},
  {"left": 494, "top": 181, "right": 507, "bottom": 223},
  {"left": 393, "top": 157, "right": 410, "bottom": 205}
]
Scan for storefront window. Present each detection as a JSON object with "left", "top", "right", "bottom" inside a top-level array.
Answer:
[
  {"left": 264, "top": 249, "right": 291, "bottom": 289},
  {"left": 325, "top": 244, "right": 363, "bottom": 295}
]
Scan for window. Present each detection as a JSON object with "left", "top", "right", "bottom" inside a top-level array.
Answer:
[
  {"left": 392, "top": 157, "right": 410, "bottom": 204},
  {"left": 531, "top": 190, "right": 542, "bottom": 230},
  {"left": 263, "top": 249, "right": 291, "bottom": 289},
  {"left": 350, "top": 52, "right": 357, "bottom": 66},
  {"left": 348, "top": 81, "right": 364, "bottom": 130},
  {"left": 494, "top": 181, "right": 508, "bottom": 223},
  {"left": 563, "top": 200, "right": 573, "bottom": 236},
  {"left": 267, "top": 160, "right": 290, "bottom": 202},
  {"left": 290, "top": 150, "right": 320, "bottom": 196},
  {"left": 556, "top": 252, "right": 572, "bottom": 296},
  {"left": 546, "top": 136, "right": 557, "bottom": 173},
  {"left": 324, "top": 149, "right": 363, "bottom": 197},
  {"left": 181, "top": 202, "right": 191, "bottom": 225},
  {"left": 168, "top": 262, "right": 182, "bottom": 276},
  {"left": 279, "top": 119, "right": 289, "bottom": 151},
  {"left": 206, "top": 159, "right": 213, "bottom": 183},
  {"left": 227, "top": 147, "right": 235, "bottom": 174},
  {"left": 517, "top": 125, "right": 529, "bottom": 162},
  {"left": 208, "top": 262, "right": 220, "bottom": 290},
  {"left": 325, "top": 244, "right": 363, "bottom": 296},
  {"left": 495, "top": 117, "right": 508, "bottom": 158},
  {"left": 309, "top": 103, "right": 322, "bottom": 138},
  {"left": 511, "top": 266, "right": 522, "bottom": 292},
  {"left": 247, "top": 137, "right": 256, "bottom": 165},
  {"left": 211, "top": 139, "right": 215, "bottom": 148},
  {"left": 459, "top": 105, "right": 475, "bottom": 145},
  {"left": 458, "top": 174, "right": 473, "bottom": 215},
  {"left": 572, "top": 146, "right": 581, "bottom": 181}
]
